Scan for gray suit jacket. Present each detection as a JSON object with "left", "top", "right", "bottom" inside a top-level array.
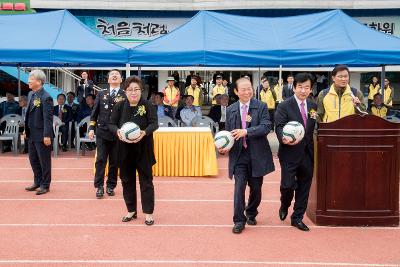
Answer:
[{"left": 225, "top": 98, "right": 275, "bottom": 179}]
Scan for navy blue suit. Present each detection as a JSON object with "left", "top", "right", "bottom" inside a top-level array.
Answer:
[
  {"left": 54, "top": 105, "right": 72, "bottom": 147},
  {"left": 275, "top": 96, "right": 317, "bottom": 221},
  {"left": 226, "top": 98, "right": 275, "bottom": 224},
  {"left": 25, "top": 88, "right": 54, "bottom": 189}
]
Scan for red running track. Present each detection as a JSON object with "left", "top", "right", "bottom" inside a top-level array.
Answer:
[{"left": 0, "top": 151, "right": 399, "bottom": 267}]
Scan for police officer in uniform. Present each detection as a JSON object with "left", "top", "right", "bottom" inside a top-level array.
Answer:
[{"left": 89, "top": 69, "right": 126, "bottom": 199}]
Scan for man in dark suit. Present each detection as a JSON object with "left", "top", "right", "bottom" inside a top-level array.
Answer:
[
  {"left": 77, "top": 71, "right": 94, "bottom": 104},
  {"left": 275, "top": 72, "right": 317, "bottom": 231},
  {"left": 282, "top": 74, "right": 295, "bottom": 100},
  {"left": 219, "top": 78, "right": 275, "bottom": 234},
  {"left": 66, "top": 92, "right": 79, "bottom": 148},
  {"left": 24, "top": 70, "right": 54, "bottom": 195},
  {"left": 208, "top": 94, "right": 229, "bottom": 130},
  {"left": 153, "top": 92, "right": 173, "bottom": 119},
  {"left": 54, "top": 94, "right": 72, "bottom": 152},
  {"left": 89, "top": 69, "right": 126, "bottom": 199}
]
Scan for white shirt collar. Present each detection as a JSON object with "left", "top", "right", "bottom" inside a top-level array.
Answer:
[
  {"left": 239, "top": 100, "right": 250, "bottom": 109},
  {"left": 294, "top": 95, "right": 307, "bottom": 111}
]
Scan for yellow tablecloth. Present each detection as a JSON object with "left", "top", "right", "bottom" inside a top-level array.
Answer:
[
  {"left": 152, "top": 127, "right": 218, "bottom": 176},
  {"left": 96, "top": 127, "right": 218, "bottom": 177}
]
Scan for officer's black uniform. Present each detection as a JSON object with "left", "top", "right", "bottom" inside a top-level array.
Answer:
[{"left": 89, "top": 88, "right": 126, "bottom": 192}]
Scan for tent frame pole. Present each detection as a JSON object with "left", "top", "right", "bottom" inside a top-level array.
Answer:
[
  {"left": 17, "top": 64, "right": 21, "bottom": 99},
  {"left": 126, "top": 63, "right": 131, "bottom": 78},
  {"left": 381, "top": 65, "right": 386, "bottom": 103}
]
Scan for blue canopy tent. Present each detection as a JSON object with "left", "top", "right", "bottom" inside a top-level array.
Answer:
[
  {"left": 0, "top": 10, "right": 128, "bottom": 67},
  {"left": 128, "top": 9, "right": 400, "bottom": 67}
]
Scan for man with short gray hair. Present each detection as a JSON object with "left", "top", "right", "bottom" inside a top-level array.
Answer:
[{"left": 24, "top": 70, "right": 54, "bottom": 195}]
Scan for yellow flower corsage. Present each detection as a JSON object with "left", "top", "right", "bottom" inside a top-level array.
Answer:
[
  {"left": 309, "top": 109, "right": 317, "bottom": 120},
  {"left": 62, "top": 108, "right": 67, "bottom": 113},
  {"left": 246, "top": 114, "right": 252, "bottom": 122},
  {"left": 33, "top": 98, "right": 41, "bottom": 108},
  {"left": 135, "top": 105, "right": 146, "bottom": 116}
]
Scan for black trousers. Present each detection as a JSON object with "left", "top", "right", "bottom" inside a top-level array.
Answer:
[
  {"left": 59, "top": 125, "right": 69, "bottom": 147},
  {"left": 28, "top": 140, "right": 52, "bottom": 189},
  {"left": 120, "top": 150, "right": 155, "bottom": 214},
  {"left": 94, "top": 137, "right": 118, "bottom": 189},
  {"left": 279, "top": 153, "right": 313, "bottom": 221},
  {"left": 268, "top": 109, "right": 275, "bottom": 131},
  {"left": 233, "top": 147, "right": 263, "bottom": 224}
]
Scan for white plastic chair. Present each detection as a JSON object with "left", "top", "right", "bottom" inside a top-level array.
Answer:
[
  {"left": 76, "top": 116, "right": 96, "bottom": 157},
  {"left": 158, "top": 116, "right": 177, "bottom": 127},
  {"left": 0, "top": 114, "right": 23, "bottom": 155},
  {"left": 52, "top": 116, "right": 63, "bottom": 158},
  {"left": 191, "top": 115, "right": 219, "bottom": 135}
]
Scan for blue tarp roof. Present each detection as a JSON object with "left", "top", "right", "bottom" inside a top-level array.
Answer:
[
  {"left": 129, "top": 10, "right": 400, "bottom": 67},
  {"left": 0, "top": 10, "right": 128, "bottom": 67}
]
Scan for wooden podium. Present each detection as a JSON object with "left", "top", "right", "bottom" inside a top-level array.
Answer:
[{"left": 307, "top": 114, "right": 400, "bottom": 226}]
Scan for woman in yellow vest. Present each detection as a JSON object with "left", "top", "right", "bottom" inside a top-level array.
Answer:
[
  {"left": 367, "top": 76, "right": 380, "bottom": 110},
  {"left": 163, "top": 77, "right": 180, "bottom": 116},
  {"left": 185, "top": 76, "right": 202, "bottom": 106},
  {"left": 370, "top": 93, "right": 388, "bottom": 118},
  {"left": 212, "top": 75, "right": 226, "bottom": 105},
  {"left": 380, "top": 78, "right": 393, "bottom": 107},
  {"left": 259, "top": 80, "right": 277, "bottom": 130},
  {"left": 317, "top": 65, "right": 366, "bottom": 123}
]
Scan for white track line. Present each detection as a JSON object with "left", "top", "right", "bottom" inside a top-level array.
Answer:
[
  {"left": 0, "top": 180, "right": 280, "bottom": 184},
  {"left": 0, "top": 260, "right": 397, "bottom": 266},
  {"left": 0, "top": 167, "right": 93, "bottom": 170},
  {"left": 0, "top": 223, "right": 398, "bottom": 230},
  {"left": 0, "top": 198, "right": 279, "bottom": 202}
]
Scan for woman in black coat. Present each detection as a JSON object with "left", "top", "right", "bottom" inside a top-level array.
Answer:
[{"left": 109, "top": 76, "right": 158, "bottom": 225}]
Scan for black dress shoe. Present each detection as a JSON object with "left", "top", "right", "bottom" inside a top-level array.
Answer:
[
  {"left": 106, "top": 187, "right": 115, "bottom": 196},
  {"left": 96, "top": 186, "right": 104, "bottom": 199},
  {"left": 291, "top": 220, "right": 310, "bottom": 231},
  {"left": 246, "top": 217, "right": 257, "bottom": 225},
  {"left": 232, "top": 223, "right": 245, "bottom": 234},
  {"left": 122, "top": 212, "right": 137, "bottom": 222},
  {"left": 36, "top": 188, "right": 49, "bottom": 195},
  {"left": 25, "top": 184, "right": 40, "bottom": 191},
  {"left": 62, "top": 146, "right": 68, "bottom": 152},
  {"left": 145, "top": 219, "right": 154, "bottom": 226},
  {"left": 279, "top": 207, "right": 288, "bottom": 221}
]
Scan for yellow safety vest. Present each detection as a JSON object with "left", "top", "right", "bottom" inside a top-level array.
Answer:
[
  {"left": 371, "top": 105, "right": 388, "bottom": 118},
  {"left": 260, "top": 88, "right": 276, "bottom": 110},
  {"left": 212, "top": 85, "right": 226, "bottom": 104},
  {"left": 368, "top": 83, "right": 380, "bottom": 100},
  {"left": 379, "top": 87, "right": 393, "bottom": 107},
  {"left": 274, "top": 84, "right": 283, "bottom": 102},
  {"left": 186, "top": 86, "right": 201, "bottom": 106},
  {"left": 322, "top": 84, "right": 356, "bottom": 123},
  {"left": 163, "top": 86, "right": 180, "bottom": 107}
]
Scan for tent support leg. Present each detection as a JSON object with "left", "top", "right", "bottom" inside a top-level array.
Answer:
[
  {"left": 138, "top": 66, "right": 141, "bottom": 78},
  {"left": 126, "top": 64, "right": 131, "bottom": 78},
  {"left": 17, "top": 64, "right": 21, "bottom": 99},
  {"left": 381, "top": 65, "right": 386, "bottom": 102}
]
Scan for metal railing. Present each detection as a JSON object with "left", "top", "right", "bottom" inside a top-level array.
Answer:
[{"left": 60, "top": 68, "right": 103, "bottom": 92}]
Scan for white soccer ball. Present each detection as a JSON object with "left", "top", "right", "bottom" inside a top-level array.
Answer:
[
  {"left": 214, "top": 130, "right": 234, "bottom": 150},
  {"left": 120, "top": 122, "right": 141, "bottom": 142},
  {"left": 282, "top": 121, "right": 305, "bottom": 143}
]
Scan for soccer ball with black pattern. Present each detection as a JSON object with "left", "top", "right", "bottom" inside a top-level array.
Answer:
[
  {"left": 214, "top": 130, "right": 234, "bottom": 150},
  {"left": 282, "top": 121, "right": 305, "bottom": 143},
  {"left": 120, "top": 122, "right": 141, "bottom": 142}
]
